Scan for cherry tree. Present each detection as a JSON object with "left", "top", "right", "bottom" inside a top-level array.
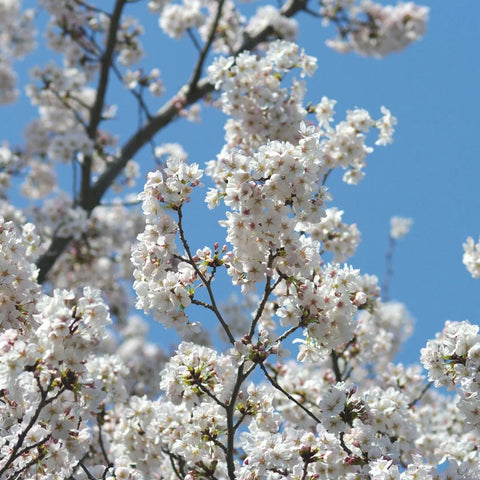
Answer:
[{"left": 2, "top": 1, "right": 480, "bottom": 479}]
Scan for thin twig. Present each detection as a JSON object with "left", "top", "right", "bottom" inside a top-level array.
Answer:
[
  {"left": 321, "top": 168, "right": 332, "bottom": 186},
  {"left": 79, "top": 462, "right": 98, "bottom": 480},
  {"left": 195, "top": 382, "right": 228, "bottom": 409},
  {"left": 409, "top": 381, "right": 433, "bottom": 408},
  {"left": 97, "top": 416, "right": 111, "bottom": 466},
  {"left": 248, "top": 253, "right": 278, "bottom": 338},
  {"left": 187, "top": 28, "right": 202, "bottom": 52},
  {"left": 73, "top": 0, "right": 112, "bottom": 16},
  {"left": 176, "top": 206, "right": 235, "bottom": 344},
  {"left": 260, "top": 362, "right": 321, "bottom": 423}
]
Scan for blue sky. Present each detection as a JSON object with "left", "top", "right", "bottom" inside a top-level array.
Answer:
[{"left": 3, "top": 0, "right": 480, "bottom": 365}]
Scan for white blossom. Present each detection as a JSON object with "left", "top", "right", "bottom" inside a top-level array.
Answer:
[{"left": 390, "top": 216, "right": 413, "bottom": 239}]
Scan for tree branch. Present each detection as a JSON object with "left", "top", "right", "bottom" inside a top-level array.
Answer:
[
  {"left": 225, "top": 363, "right": 247, "bottom": 480},
  {"left": 81, "top": 0, "right": 127, "bottom": 210},
  {"left": 188, "top": 0, "right": 227, "bottom": 90}
]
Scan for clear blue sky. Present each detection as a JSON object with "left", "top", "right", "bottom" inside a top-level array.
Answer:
[{"left": 3, "top": 1, "right": 480, "bottom": 364}]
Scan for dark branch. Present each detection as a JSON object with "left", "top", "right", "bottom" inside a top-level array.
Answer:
[
  {"left": 81, "top": 0, "right": 127, "bottom": 210},
  {"left": 188, "top": 0, "right": 227, "bottom": 90}
]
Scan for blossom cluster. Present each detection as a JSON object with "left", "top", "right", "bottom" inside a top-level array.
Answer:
[
  {"left": 0, "top": 218, "right": 41, "bottom": 329},
  {"left": 207, "top": 40, "right": 317, "bottom": 152},
  {"left": 0, "top": 219, "right": 117, "bottom": 479},
  {"left": 279, "top": 264, "right": 366, "bottom": 362},
  {"left": 310, "top": 207, "right": 361, "bottom": 262},
  {"left": 421, "top": 320, "right": 480, "bottom": 429},
  {"left": 322, "top": 1, "right": 429, "bottom": 58},
  {"left": 390, "top": 216, "right": 413, "bottom": 240},
  {"left": 204, "top": 44, "right": 396, "bottom": 307},
  {"left": 208, "top": 43, "right": 396, "bottom": 191},
  {"left": 131, "top": 157, "right": 204, "bottom": 333},
  {"left": 160, "top": 341, "right": 237, "bottom": 405}
]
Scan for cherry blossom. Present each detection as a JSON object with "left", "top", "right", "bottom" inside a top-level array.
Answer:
[
  {"left": 3, "top": 1, "right": 480, "bottom": 479},
  {"left": 390, "top": 216, "right": 413, "bottom": 239}
]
